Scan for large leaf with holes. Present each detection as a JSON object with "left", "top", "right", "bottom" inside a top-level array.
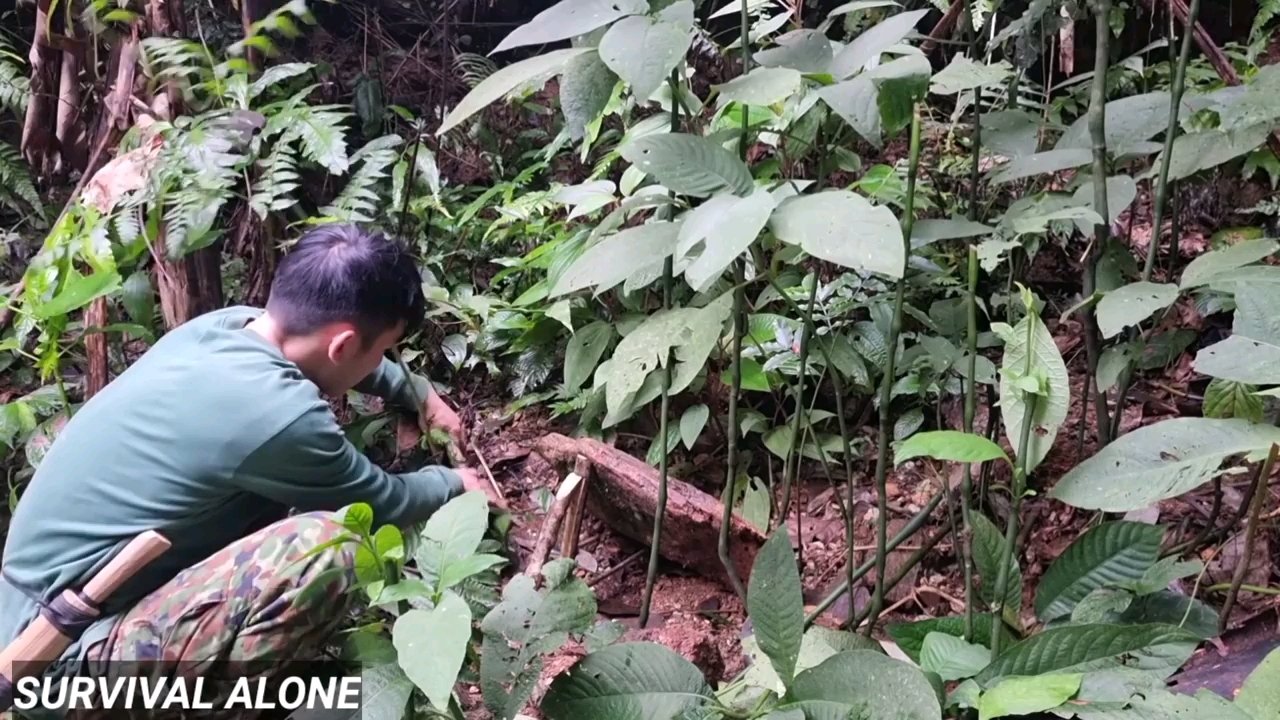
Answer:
[
  {"left": 678, "top": 186, "right": 776, "bottom": 292},
  {"left": 1195, "top": 283, "right": 1280, "bottom": 385},
  {"left": 988, "top": 149, "right": 1092, "bottom": 184},
  {"left": 1096, "top": 282, "right": 1179, "bottom": 340},
  {"left": 561, "top": 51, "right": 619, "bottom": 141},
  {"left": 1162, "top": 123, "right": 1274, "bottom": 181},
  {"left": 393, "top": 592, "right": 472, "bottom": 710},
  {"left": 1055, "top": 92, "right": 1173, "bottom": 154},
  {"left": 1034, "top": 521, "right": 1164, "bottom": 623},
  {"left": 439, "top": 48, "right": 593, "bottom": 135},
  {"left": 816, "top": 75, "right": 881, "bottom": 144},
  {"left": 997, "top": 311, "right": 1070, "bottom": 474},
  {"left": 778, "top": 651, "right": 942, "bottom": 720},
  {"left": 551, "top": 221, "right": 681, "bottom": 298},
  {"left": 1071, "top": 175, "right": 1138, "bottom": 235},
  {"left": 540, "top": 642, "right": 713, "bottom": 720},
  {"left": 1181, "top": 238, "right": 1280, "bottom": 289},
  {"left": 1050, "top": 417, "right": 1280, "bottom": 513},
  {"left": 768, "top": 190, "right": 905, "bottom": 278},
  {"left": 929, "top": 55, "right": 1013, "bottom": 95},
  {"left": 599, "top": 9, "right": 692, "bottom": 101},
  {"left": 492, "top": 0, "right": 648, "bottom": 53},
  {"left": 828, "top": 9, "right": 929, "bottom": 79},
  {"left": 974, "top": 624, "right": 1201, "bottom": 686},
  {"left": 747, "top": 529, "right": 805, "bottom": 687},
  {"left": 620, "top": 133, "right": 754, "bottom": 198},
  {"left": 713, "top": 66, "right": 803, "bottom": 106},
  {"left": 754, "top": 29, "right": 834, "bottom": 73}
]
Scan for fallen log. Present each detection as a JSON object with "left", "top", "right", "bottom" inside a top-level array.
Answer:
[{"left": 531, "top": 433, "right": 767, "bottom": 591}]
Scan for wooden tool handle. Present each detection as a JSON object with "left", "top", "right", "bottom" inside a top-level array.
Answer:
[{"left": 81, "top": 531, "right": 172, "bottom": 604}]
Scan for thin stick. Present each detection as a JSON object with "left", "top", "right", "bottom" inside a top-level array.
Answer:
[
  {"left": 865, "top": 102, "right": 922, "bottom": 638},
  {"left": 718, "top": 259, "right": 749, "bottom": 603},
  {"left": 960, "top": 244, "right": 980, "bottom": 642},
  {"left": 1083, "top": 0, "right": 1113, "bottom": 448},
  {"left": 848, "top": 525, "right": 950, "bottom": 630},
  {"left": 638, "top": 68, "right": 683, "bottom": 629},
  {"left": 1219, "top": 443, "right": 1277, "bottom": 633},
  {"left": 778, "top": 279, "right": 819, "bottom": 533},
  {"left": 588, "top": 550, "right": 645, "bottom": 588}
]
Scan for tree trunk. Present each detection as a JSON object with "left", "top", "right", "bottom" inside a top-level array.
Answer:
[
  {"left": 148, "top": 0, "right": 224, "bottom": 330},
  {"left": 83, "top": 298, "right": 109, "bottom": 398},
  {"left": 54, "top": 32, "right": 87, "bottom": 178},
  {"left": 531, "top": 433, "right": 766, "bottom": 590},
  {"left": 22, "top": 0, "right": 63, "bottom": 179}
]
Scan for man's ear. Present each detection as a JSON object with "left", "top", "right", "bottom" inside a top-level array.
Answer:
[{"left": 326, "top": 326, "right": 362, "bottom": 364}]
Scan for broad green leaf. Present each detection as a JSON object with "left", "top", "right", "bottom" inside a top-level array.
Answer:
[
  {"left": 1096, "top": 344, "right": 1134, "bottom": 394},
  {"left": 374, "top": 524, "right": 405, "bottom": 562},
  {"left": 621, "top": 133, "right": 754, "bottom": 198},
  {"left": 35, "top": 269, "right": 122, "bottom": 320},
  {"left": 491, "top": 0, "right": 648, "bottom": 54},
  {"left": 599, "top": 14, "right": 691, "bottom": 102},
  {"left": 393, "top": 592, "right": 472, "bottom": 710},
  {"left": 565, "top": 321, "right": 614, "bottom": 393},
  {"left": 780, "top": 650, "right": 942, "bottom": 720},
  {"left": 713, "top": 67, "right": 803, "bottom": 106},
  {"left": 423, "top": 491, "right": 491, "bottom": 561},
  {"left": 747, "top": 529, "right": 805, "bottom": 686},
  {"left": 742, "top": 626, "right": 884, "bottom": 696},
  {"left": 894, "top": 430, "right": 1010, "bottom": 466},
  {"left": 1114, "top": 590, "right": 1219, "bottom": 640},
  {"left": 1049, "top": 417, "right": 1280, "bottom": 512},
  {"left": 1180, "top": 238, "right": 1279, "bottom": 289},
  {"left": 769, "top": 190, "right": 905, "bottom": 278},
  {"left": 561, "top": 51, "right": 619, "bottom": 141},
  {"left": 1096, "top": 282, "right": 1179, "bottom": 339},
  {"left": 371, "top": 579, "right": 433, "bottom": 606},
  {"left": 1056, "top": 92, "right": 1173, "bottom": 154},
  {"left": 678, "top": 186, "right": 776, "bottom": 292},
  {"left": 552, "top": 221, "right": 682, "bottom": 297},
  {"left": 974, "top": 623, "right": 1201, "bottom": 685},
  {"left": 1236, "top": 647, "right": 1280, "bottom": 720},
  {"left": 998, "top": 310, "right": 1070, "bottom": 474},
  {"left": 988, "top": 149, "right": 1092, "bottom": 185},
  {"left": 982, "top": 109, "right": 1041, "bottom": 159},
  {"left": 439, "top": 553, "right": 508, "bottom": 591},
  {"left": 1162, "top": 123, "right": 1274, "bottom": 181},
  {"left": 338, "top": 503, "right": 374, "bottom": 536},
  {"left": 679, "top": 404, "right": 709, "bottom": 450},
  {"left": 120, "top": 271, "right": 154, "bottom": 328},
  {"left": 920, "top": 632, "right": 991, "bottom": 682},
  {"left": 740, "top": 474, "right": 771, "bottom": 532},
  {"left": 1122, "top": 556, "right": 1203, "bottom": 596},
  {"left": 929, "top": 55, "right": 1012, "bottom": 95},
  {"left": 345, "top": 662, "right": 415, "bottom": 720},
  {"left": 1034, "top": 521, "right": 1163, "bottom": 623},
  {"left": 1071, "top": 175, "right": 1139, "bottom": 234},
  {"left": 828, "top": 9, "right": 929, "bottom": 79},
  {"left": 1204, "top": 378, "right": 1264, "bottom": 422},
  {"left": 817, "top": 75, "right": 881, "bottom": 144},
  {"left": 438, "top": 48, "right": 593, "bottom": 135},
  {"left": 971, "top": 512, "right": 1022, "bottom": 623},
  {"left": 1195, "top": 283, "right": 1280, "bottom": 385},
  {"left": 886, "top": 614, "right": 996, "bottom": 663},
  {"left": 977, "top": 674, "right": 1082, "bottom": 720},
  {"left": 873, "top": 58, "right": 930, "bottom": 136},
  {"left": 1070, "top": 587, "right": 1134, "bottom": 624},
  {"left": 540, "top": 642, "right": 713, "bottom": 720},
  {"left": 603, "top": 293, "right": 732, "bottom": 423},
  {"left": 754, "top": 29, "right": 833, "bottom": 74},
  {"left": 910, "top": 217, "right": 995, "bottom": 248}
]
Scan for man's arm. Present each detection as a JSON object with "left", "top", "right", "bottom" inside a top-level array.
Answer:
[
  {"left": 354, "top": 356, "right": 431, "bottom": 413},
  {"left": 231, "top": 401, "right": 464, "bottom": 528}
]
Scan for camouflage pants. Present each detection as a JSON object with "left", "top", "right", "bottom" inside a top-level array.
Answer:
[{"left": 68, "top": 511, "right": 359, "bottom": 720}]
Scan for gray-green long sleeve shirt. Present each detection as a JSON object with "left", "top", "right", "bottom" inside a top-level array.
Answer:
[{"left": 0, "top": 305, "right": 463, "bottom": 676}]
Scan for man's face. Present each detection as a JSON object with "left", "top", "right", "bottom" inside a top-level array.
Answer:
[{"left": 319, "top": 321, "right": 405, "bottom": 396}]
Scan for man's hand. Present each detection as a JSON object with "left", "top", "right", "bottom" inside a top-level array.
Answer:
[
  {"left": 453, "top": 467, "right": 506, "bottom": 510},
  {"left": 420, "top": 390, "right": 466, "bottom": 450}
]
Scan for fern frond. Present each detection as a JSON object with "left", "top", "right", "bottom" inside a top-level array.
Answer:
[
  {"left": 1254, "top": 0, "right": 1280, "bottom": 43},
  {"left": 155, "top": 119, "right": 245, "bottom": 256},
  {"left": 319, "top": 134, "right": 401, "bottom": 222},
  {"left": 249, "top": 144, "right": 302, "bottom": 219},
  {"left": 0, "top": 140, "right": 44, "bottom": 218},
  {"left": 0, "top": 52, "right": 29, "bottom": 117},
  {"left": 140, "top": 37, "right": 212, "bottom": 86},
  {"left": 281, "top": 103, "right": 353, "bottom": 175},
  {"left": 455, "top": 53, "right": 498, "bottom": 89}
]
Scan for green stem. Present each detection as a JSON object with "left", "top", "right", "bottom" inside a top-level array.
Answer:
[
  {"left": 961, "top": 245, "right": 979, "bottom": 642},
  {"left": 1082, "top": 0, "right": 1113, "bottom": 448},
  {"left": 638, "top": 69, "right": 683, "bottom": 629},
  {"left": 718, "top": 260, "right": 749, "bottom": 603},
  {"left": 778, "top": 278, "right": 819, "bottom": 535},
  {"left": 1219, "top": 442, "right": 1277, "bottom": 633},
  {"left": 1142, "top": 0, "right": 1201, "bottom": 280},
  {"left": 988, "top": 314, "right": 1040, "bottom": 658},
  {"left": 865, "top": 102, "right": 922, "bottom": 638}
]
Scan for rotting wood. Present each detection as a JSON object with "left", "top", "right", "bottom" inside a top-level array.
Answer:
[
  {"left": 559, "top": 455, "right": 591, "bottom": 564},
  {"left": 531, "top": 433, "right": 766, "bottom": 591},
  {"left": 22, "top": 0, "right": 63, "bottom": 180},
  {"left": 83, "top": 298, "right": 109, "bottom": 399},
  {"left": 525, "top": 466, "right": 587, "bottom": 579}
]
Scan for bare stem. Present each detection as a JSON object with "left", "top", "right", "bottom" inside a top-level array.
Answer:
[
  {"left": 1218, "top": 442, "right": 1277, "bottom": 633},
  {"left": 1083, "top": 0, "right": 1113, "bottom": 447},
  {"left": 778, "top": 278, "right": 819, "bottom": 535},
  {"left": 865, "top": 104, "right": 922, "bottom": 637},
  {"left": 961, "top": 244, "right": 980, "bottom": 642},
  {"left": 718, "top": 260, "right": 749, "bottom": 603}
]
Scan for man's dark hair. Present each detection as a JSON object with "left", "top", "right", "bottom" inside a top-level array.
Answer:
[{"left": 266, "top": 224, "right": 425, "bottom": 347}]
